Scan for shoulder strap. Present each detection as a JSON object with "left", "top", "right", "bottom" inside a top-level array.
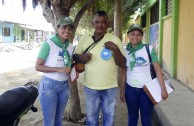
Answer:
[
  {"left": 83, "top": 35, "right": 104, "bottom": 54},
  {"left": 145, "top": 44, "right": 152, "bottom": 63},
  {"left": 145, "top": 44, "right": 157, "bottom": 79}
]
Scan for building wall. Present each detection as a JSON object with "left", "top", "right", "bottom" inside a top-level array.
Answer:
[
  {"left": 0, "top": 22, "right": 14, "bottom": 43},
  {"left": 149, "top": 23, "right": 159, "bottom": 53},
  {"left": 142, "top": 0, "right": 194, "bottom": 90},
  {"left": 177, "top": 0, "right": 194, "bottom": 89},
  {"left": 0, "top": 21, "right": 54, "bottom": 43},
  {"left": 0, "top": 22, "right": 2, "bottom": 42},
  {"left": 14, "top": 24, "right": 24, "bottom": 42},
  {"left": 162, "top": 17, "right": 172, "bottom": 73}
]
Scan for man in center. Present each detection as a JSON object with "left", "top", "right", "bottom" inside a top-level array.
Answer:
[{"left": 73, "top": 11, "right": 126, "bottom": 126}]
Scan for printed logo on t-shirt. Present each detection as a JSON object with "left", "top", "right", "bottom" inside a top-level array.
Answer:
[
  {"left": 58, "top": 51, "right": 63, "bottom": 57},
  {"left": 135, "top": 57, "right": 147, "bottom": 66},
  {"left": 128, "top": 54, "right": 147, "bottom": 67},
  {"left": 57, "top": 50, "right": 64, "bottom": 62}
]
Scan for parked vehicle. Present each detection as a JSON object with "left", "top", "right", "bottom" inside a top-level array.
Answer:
[{"left": 0, "top": 81, "right": 39, "bottom": 126}]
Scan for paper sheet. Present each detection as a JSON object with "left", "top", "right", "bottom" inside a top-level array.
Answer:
[
  {"left": 145, "top": 78, "right": 174, "bottom": 103},
  {"left": 70, "top": 67, "right": 77, "bottom": 82}
]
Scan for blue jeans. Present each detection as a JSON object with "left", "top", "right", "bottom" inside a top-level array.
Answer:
[
  {"left": 125, "top": 84, "right": 154, "bottom": 126},
  {"left": 84, "top": 86, "right": 118, "bottom": 126},
  {"left": 38, "top": 76, "right": 69, "bottom": 126}
]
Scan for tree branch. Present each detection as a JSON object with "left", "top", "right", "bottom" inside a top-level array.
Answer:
[
  {"left": 73, "top": 0, "right": 95, "bottom": 31},
  {"left": 39, "top": 0, "right": 54, "bottom": 24}
]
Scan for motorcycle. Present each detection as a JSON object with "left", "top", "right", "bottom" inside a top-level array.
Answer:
[{"left": 0, "top": 81, "right": 39, "bottom": 126}]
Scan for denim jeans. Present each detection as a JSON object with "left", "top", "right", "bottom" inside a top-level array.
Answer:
[
  {"left": 84, "top": 86, "right": 118, "bottom": 126},
  {"left": 125, "top": 84, "right": 154, "bottom": 126},
  {"left": 38, "top": 76, "right": 69, "bottom": 126}
]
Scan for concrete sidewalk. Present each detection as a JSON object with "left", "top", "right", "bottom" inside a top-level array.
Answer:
[{"left": 154, "top": 78, "right": 194, "bottom": 126}]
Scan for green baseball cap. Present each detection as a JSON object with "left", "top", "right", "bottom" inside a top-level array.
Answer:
[
  {"left": 127, "top": 24, "right": 143, "bottom": 35},
  {"left": 57, "top": 17, "right": 74, "bottom": 28}
]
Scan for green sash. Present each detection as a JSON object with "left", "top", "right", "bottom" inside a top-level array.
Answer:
[
  {"left": 50, "top": 34, "right": 71, "bottom": 68},
  {"left": 126, "top": 42, "right": 144, "bottom": 71}
]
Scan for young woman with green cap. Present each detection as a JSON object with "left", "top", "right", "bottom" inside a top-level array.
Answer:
[
  {"left": 121, "top": 24, "right": 168, "bottom": 126},
  {"left": 35, "top": 17, "right": 74, "bottom": 126}
]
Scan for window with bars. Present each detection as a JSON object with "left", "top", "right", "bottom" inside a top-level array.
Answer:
[
  {"left": 141, "top": 14, "right": 146, "bottom": 28},
  {"left": 150, "top": 1, "right": 159, "bottom": 24},
  {"left": 3, "top": 27, "right": 10, "bottom": 36},
  {"left": 166, "top": 0, "right": 172, "bottom": 15}
]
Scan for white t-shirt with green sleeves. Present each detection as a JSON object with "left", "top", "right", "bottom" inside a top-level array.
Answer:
[
  {"left": 74, "top": 32, "right": 125, "bottom": 90},
  {"left": 125, "top": 45, "right": 158, "bottom": 88},
  {"left": 38, "top": 39, "right": 74, "bottom": 81}
]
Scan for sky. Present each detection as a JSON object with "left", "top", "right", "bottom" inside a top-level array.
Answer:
[{"left": 0, "top": 0, "right": 49, "bottom": 25}]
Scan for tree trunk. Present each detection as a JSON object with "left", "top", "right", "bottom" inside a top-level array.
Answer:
[
  {"left": 114, "top": 0, "right": 122, "bottom": 40},
  {"left": 65, "top": 81, "right": 83, "bottom": 121},
  {"left": 65, "top": 0, "right": 94, "bottom": 121},
  {"left": 114, "top": 0, "right": 123, "bottom": 87}
]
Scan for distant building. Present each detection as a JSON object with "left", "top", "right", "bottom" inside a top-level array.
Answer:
[{"left": 0, "top": 20, "right": 54, "bottom": 43}]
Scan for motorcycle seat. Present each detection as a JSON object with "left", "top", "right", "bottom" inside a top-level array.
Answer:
[{"left": 0, "top": 85, "right": 38, "bottom": 121}]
